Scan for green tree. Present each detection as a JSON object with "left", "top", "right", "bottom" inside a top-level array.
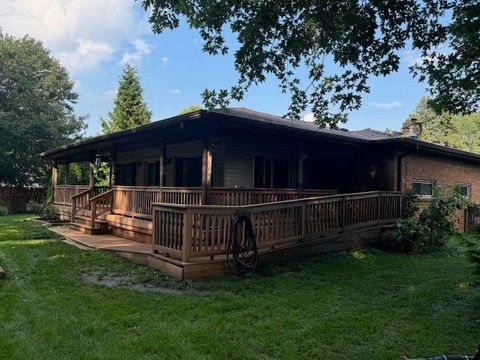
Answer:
[
  {"left": 178, "top": 105, "right": 202, "bottom": 115},
  {"left": 142, "top": 0, "right": 479, "bottom": 126},
  {"left": 0, "top": 32, "right": 86, "bottom": 186},
  {"left": 101, "top": 64, "right": 151, "bottom": 133},
  {"left": 407, "top": 96, "right": 480, "bottom": 153}
]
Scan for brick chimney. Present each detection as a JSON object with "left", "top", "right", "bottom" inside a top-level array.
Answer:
[{"left": 401, "top": 118, "right": 422, "bottom": 139}]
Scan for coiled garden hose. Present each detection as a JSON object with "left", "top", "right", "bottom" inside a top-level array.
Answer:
[
  {"left": 403, "top": 344, "right": 480, "bottom": 360},
  {"left": 227, "top": 212, "right": 258, "bottom": 276}
]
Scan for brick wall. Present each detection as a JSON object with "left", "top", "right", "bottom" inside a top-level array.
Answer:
[{"left": 401, "top": 153, "right": 480, "bottom": 231}]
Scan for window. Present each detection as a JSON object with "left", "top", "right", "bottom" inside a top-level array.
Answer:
[
  {"left": 457, "top": 184, "right": 470, "bottom": 198},
  {"left": 116, "top": 162, "right": 137, "bottom": 186},
  {"left": 146, "top": 161, "right": 160, "bottom": 186},
  {"left": 412, "top": 181, "right": 434, "bottom": 198},
  {"left": 254, "top": 156, "right": 289, "bottom": 188},
  {"left": 174, "top": 157, "right": 202, "bottom": 187}
]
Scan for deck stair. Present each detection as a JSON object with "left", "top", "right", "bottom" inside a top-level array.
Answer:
[{"left": 70, "top": 188, "right": 113, "bottom": 235}]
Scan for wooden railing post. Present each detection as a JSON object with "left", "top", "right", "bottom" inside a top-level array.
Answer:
[
  {"left": 90, "top": 199, "right": 96, "bottom": 228},
  {"left": 300, "top": 201, "right": 306, "bottom": 242},
  {"left": 341, "top": 195, "right": 346, "bottom": 233},
  {"left": 377, "top": 192, "right": 381, "bottom": 225},
  {"left": 132, "top": 188, "right": 137, "bottom": 218},
  {"left": 399, "top": 193, "right": 403, "bottom": 219},
  {"left": 71, "top": 196, "right": 76, "bottom": 222},
  {"left": 183, "top": 209, "right": 192, "bottom": 262}
]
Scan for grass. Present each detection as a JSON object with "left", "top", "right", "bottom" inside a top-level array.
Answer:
[{"left": 0, "top": 214, "right": 479, "bottom": 359}]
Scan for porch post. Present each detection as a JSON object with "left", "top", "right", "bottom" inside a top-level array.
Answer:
[
  {"left": 298, "top": 144, "right": 304, "bottom": 190},
  {"left": 159, "top": 137, "right": 166, "bottom": 186},
  {"left": 64, "top": 160, "right": 69, "bottom": 185},
  {"left": 110, "top": 154, "right": 117, "bottom": 187},
  {"left": 88, "top": 161, "right": 95, "bottom": 190},
  {"left": 201, "top": 138, "right": 212, "bottom": 205},
  {"left": 159, "top": 137, "right": 166, "bottom": 201},
  {"left": 51, "top": 162, "right": 57, "bottom": 203}
]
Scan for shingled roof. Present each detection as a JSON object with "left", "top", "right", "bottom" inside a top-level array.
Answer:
[
  {"left": 212, "top": 107, "right": 397, "bottom": 141},
  {"left": 40, "top": 107, "right": 480, "bottom": 164}
]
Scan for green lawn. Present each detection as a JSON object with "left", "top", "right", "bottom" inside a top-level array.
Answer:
[{"left": 0, "top": 214, "right": 478, "bottom": 359}]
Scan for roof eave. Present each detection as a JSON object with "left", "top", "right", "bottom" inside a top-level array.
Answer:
[{"left": 38, "top": 110, "right": 205, "bottom": 159}]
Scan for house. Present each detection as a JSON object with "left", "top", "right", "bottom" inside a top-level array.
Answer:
[{"left": 40, "top": 108, "right": 480, "bottom": 278}]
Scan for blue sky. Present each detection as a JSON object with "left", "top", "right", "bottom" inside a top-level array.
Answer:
[{"left": 1, "top": 0, "right": 428, "bottom": 135}]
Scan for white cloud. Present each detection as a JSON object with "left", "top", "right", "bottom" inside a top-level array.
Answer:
[
  {"left": 369, "top": 101, "right": 402, "bottom": 109},
  {"left": 303, "top": 112, "right": 315, "bottom": 122},
  {"left": 120, "top": 39, "right": 152, "bottom": 66},
  {"left": 0, "top": 0, "right": 149, "bottom": 73},
  {"left": 161, "top": 56, "right": 168, "bottom": 66},
  {"left": 58, "top": 39, "right": 115, "bottom": 73},
  {"left": 171, "top": 89, "right": 181, "bottom": 94},
  {"left": 401, "top": 50, "right": 423, "bottom": 67}
]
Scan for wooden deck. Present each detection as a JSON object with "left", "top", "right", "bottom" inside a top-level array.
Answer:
[
  {"left": 53, "top": 223, "right": 394, "bottom": 279},
  {"left": 51, "top": 187, "right": 403, "bottom": 279},
  {"left": 52, "top": 227, "right": 151, "bottom": 254}
]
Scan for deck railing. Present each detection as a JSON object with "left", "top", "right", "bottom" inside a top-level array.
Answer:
[
  {"left": 152, "top": 191, "right": 403, "bottom": 262},
  {"left": 109, "top": 186, "right": 336, "bottom": 220},
  {"left": 112, "top": 186, "right": 163, "bottom": 219},
  {"left": 53, "top": 185, "right": 89, "bottom": 206},
  {"left": 209, "top": 188, "right": 337, "bottom": 206},
  {"left": 90, "top": 189, "right": 114, "bottom": 226}
]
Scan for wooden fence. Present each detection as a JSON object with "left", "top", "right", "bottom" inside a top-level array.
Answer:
[
  {"left": 0, "top": 186, "right": 46, "bottom": 213},
  {"left": 152, "top": 191, "right": 403, "bottom": 262}
]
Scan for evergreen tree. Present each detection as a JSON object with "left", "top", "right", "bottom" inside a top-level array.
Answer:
[{"left": 101, "top": 65, "right": 151, "bottom": 133}]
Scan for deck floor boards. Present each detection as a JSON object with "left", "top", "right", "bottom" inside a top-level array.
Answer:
[{"left": 51, "top": 227, "right": 151, "bottom": 254}]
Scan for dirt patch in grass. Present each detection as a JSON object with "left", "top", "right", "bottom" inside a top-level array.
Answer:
[{"left": 82, "top": 272, "right": 210, "bottom": 296}]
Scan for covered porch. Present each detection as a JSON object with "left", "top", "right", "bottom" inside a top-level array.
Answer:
[{"left": 43, "top": 109, "right": 403, "bottom": 278}]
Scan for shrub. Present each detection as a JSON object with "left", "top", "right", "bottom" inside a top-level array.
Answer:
[
  {"left": 26, "top": 201, "right": 43, "bottom": 215},
  {"left": 26, "top": 201, "right": 58, "bottom": 219},
  {"left": 0, "top": 206, "right": 9, "bottom": 216},
  {"left": 382, "top": 217, "right": 427, "bottom": 253},
  {"left": 402, "top": 189, "right": 419, "bottom": 219},
  {"left": 383, "top": 186, "right": 470, "bottom": 253}
]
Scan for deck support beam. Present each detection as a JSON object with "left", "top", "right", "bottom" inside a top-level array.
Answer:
[
  {"left": 201, "top": 137, "right": 213, "bottom": 205},
  {"left": 298, "top": 144, "right": 305, "bottom": 189}
]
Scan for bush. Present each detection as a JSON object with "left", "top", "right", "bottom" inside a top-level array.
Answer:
[
  {"left": 383, "top": 217, "right": 427, "bottom": 253},
  {"left": 466, "top": 242, "right": 480, "bottom": 274},
  {"left": 26, "top": 201, "right": 58, "bottom": 220},
  {"left": 26, "top": 201, "right": 43, "bottom": 215},
  {"left": 383, "top": 186, "right": 470, "bottom": 253},
  {"left": 0, "top": 206, "right": 9, "bottom": 216},
  {"left": 402, "top": 190, "right": 419, "bottom": 219}
]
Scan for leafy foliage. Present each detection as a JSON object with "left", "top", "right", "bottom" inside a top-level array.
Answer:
[
  {"left": 0, "top": 207, "right": 8, "bottom": 216},
  {"left": 412, "top": 0, "right": 480, "bottom": 115},
  {"left": 56, "top": 163, "right": 90, "bottom": 185},
  {"left": 383, "top": 186, "right": 470, "bottom": 253},
  {"left": 101, "top": 64, "right": 152, "bottom": 133},
  {"left": 26, "top": 201, "right": 57, "bottom": 219},
  {"left": 142, "top": 0, "right": 479, "bottom": 126},
  {"left": 401, "top": 190, "right": 420, "bottom": 219},
  {"left": 407, "top": 96, "right": 480, "bottom": 152},
  {"left": 0, "top": 32, "right": 86, "bottom": 186},
  {"left": 178, "top": 105, "right": 202, "bottom": 115}
]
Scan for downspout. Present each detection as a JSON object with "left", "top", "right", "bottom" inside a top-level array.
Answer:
[{"left": 396, "top": 144, "right": 419, "bottom": 192}]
